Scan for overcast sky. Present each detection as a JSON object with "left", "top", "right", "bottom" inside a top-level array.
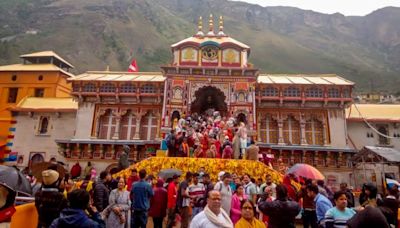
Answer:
[{"left": 231, "top": 0, "right": 400, "bottom": 16}]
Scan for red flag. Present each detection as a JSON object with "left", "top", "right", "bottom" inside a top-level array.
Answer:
[{"left": 128, "top": 59, "right": 138, "bottom": 72}]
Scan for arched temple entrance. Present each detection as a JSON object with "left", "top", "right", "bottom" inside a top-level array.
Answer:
[{"left": 191, "top": 86, "right": 228, "bottom": 116}]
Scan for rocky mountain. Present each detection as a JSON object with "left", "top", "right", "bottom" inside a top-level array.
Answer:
[{"left": 0, "top": 0, "right": 399, "bottom": 91}]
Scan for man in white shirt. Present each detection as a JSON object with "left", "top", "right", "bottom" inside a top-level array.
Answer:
[{"left": 190, "top": 190, "right": 233, "bottom": 228}]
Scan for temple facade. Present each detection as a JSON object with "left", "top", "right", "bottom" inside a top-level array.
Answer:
[{"left": 6, "top": 16, "right": 360, "bottom": 186}]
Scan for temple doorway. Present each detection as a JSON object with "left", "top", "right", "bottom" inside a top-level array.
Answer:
[{"left": 191, "top": 86, "right": 228, "bottom": 116}]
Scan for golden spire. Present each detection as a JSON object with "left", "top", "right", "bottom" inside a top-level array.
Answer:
[
  {"left": 207, "top": 14, "right": 215, "bottom": 35},
  {"left": 218, "top": 15, "right": 225, "bottom": 36},
  {"left": 196, "top": 16, "right": 204, "bottom": 36}
]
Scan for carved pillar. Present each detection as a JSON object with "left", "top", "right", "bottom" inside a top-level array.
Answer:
[
  {"left": 65, "top": 143, "right": 71, "bottom": 158},
  {"left": 289, "top": 150, "right": 294, "bottom": 165},
  {"left": 300, "top": 115, "right": 307, "bottom": 145},
  {"left": 278, "top": 118, "right": 284, "bottom": 145},
  {"left": 325, "top": 151, "right": 330, "bottom": 167},
  {"left": 112, "top": 113, "right": 122, "bottom": 139},
  {"left": 257, "top": 114, "right": 261, "bottom": 142},
  {"left": 322, "top": 122, "right": 328, "bottom": 146},
  {"left": 88, "top": 144, "right": 93, "bottom": 158},
  {"left": 100, "top": 144, "right": 104, "bottom": 159},
  {"left": 313, "top": 151, "right": 318, "bottom": 167},
  {"left": 156, "top": 113, "right": 161, "bottom": 140},
  {"left": 337, "top": 152, "right": 343, "bottom": 168},
  {"left": 133, "top": 114, "right": 143, "bottom": 140}
]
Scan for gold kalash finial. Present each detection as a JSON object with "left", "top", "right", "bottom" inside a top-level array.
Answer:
[
  {"left": 207, "top": 14, "right": 215, "bottom": 35},
  {"left": 218, "top": 15, "right": 225, "bottom": 36},
  {"left": 196, "top": 16, "right": 204, "bottom": 36}
]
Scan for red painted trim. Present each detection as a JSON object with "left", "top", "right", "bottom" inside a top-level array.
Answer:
[
  {"left": 201, "top": 62, "right": 218, "bottom": 66},
  {"left": 180, "top": 61, "right": 198, "bottom": 66},
  {"left": 221, "top": 62, "right": 241, "bottom": 67},
  {"left": 7, "top": 135, "right": 14, "bottom": 139}
]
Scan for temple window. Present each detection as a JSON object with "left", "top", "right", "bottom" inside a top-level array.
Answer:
[
  {"left": 172, "top": 87, "right": 183, "bottom": 100},
  {"left": 82, "top": 83, "right": 96, "bottom": 92},
  {"left": 34, "top": 88, "right": 45, "bottom": 97},
  {"left": 72, "top": 83, "right": 80, "bottom": 92},
  {"left": 99, "top": 83, "right": 116, "bottom": 93},
  {"left": 7, "top": 88, "right": 18, "bottom": 103},
  {"left": 328, "top": 88, "right": 340, "bottom": 98},
  {"left": 120, "top": 83, "right": 136, "bottom": 93},
  {"left": 262, "top": 87, "right": 278, "bottom": 97},
  {"left": 283, "top": 115, "right": 300, "bottom": 144},
  {"left": 260, "top": 115, "right": 278, "bottom": 144},
  {"left": 141, "top": 84, "right": 157, "bottom": 93},
  {"left": 283, "top": 87, "right": 300, "bottom": 97},
  {"left": 237, "top": 92, "right": 246, "bottom": 102},
  {"left": 305, "top": 87, "right": 323, "bottom": 97},
  {"left": 378, "top": 126, "right": 390, "bottom": 145},
  {"left": 38, "top": 116, "right": 49, "bottom": 134},
  {"left": 120, "top": 111, "right": 137, "bottom": 140},
  {"left": 305, "top": 118, "right": 324, "bottom": 145},
  {"left": 342, "top": 89, "right": 350, "bottom": 98},
  {"left": 140, "top": 112, "right": 158, "bottom": 140},
  {"left": 98, "top": 110, "right": 116, "bottom": 139}
]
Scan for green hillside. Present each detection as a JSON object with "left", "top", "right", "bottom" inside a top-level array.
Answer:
[{"left": 0, "top": 0, "right": 399, "bottom": 91}]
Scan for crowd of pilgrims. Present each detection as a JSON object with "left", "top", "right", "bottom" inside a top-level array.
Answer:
[
  {"left": 164, "top": 110, "right": 257, "bottom": 160},
  {"left": 29, "top": 161, "right": 399, "bottom": 228}
]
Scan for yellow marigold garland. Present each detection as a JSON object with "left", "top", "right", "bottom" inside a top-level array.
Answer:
[{"left": 114, "top": 157, "right": 284, "bottom": 184}]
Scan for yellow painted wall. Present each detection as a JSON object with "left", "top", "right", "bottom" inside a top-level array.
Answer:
[
  {"left": 0, "top": 71, "right": 72, "bottom": 147},
  {"left": 11, "top": 202, "right": 38, "bottom": 228}
]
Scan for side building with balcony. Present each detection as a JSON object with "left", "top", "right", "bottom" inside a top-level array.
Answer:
[
  {"left": 55, "top": 71, "right": 165, "bottom": 172},
  {"left": 255, "top": 74, "right": 356, "bottom": 188}
]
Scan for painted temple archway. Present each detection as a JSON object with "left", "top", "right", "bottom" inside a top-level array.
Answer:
[{"left": 190, "top": 86, "right": 228, "bottom": 116}]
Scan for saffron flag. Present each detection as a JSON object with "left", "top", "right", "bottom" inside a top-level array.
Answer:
[{"left": 128, "top": 59, "right": 138, "bottom": 72}]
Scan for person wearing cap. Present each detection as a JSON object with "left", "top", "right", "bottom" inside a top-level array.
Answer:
[{"left": 35, "top": 169, "right": 68, "bottom": 228}]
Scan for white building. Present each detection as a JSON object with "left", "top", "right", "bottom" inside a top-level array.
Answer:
[
  {"left": 346, "top": 104, "right": 400, "bottom": 189},
  {"left": 9, "top": 97, "right": 77, "bottom": 168}
]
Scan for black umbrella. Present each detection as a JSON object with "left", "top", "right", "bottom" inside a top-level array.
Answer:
[
  {"left": 158, "top": 168, "right": 182, "bottom": 179},
  {"left": 0, "top": 165, "right": 32, "bottom": 196}
]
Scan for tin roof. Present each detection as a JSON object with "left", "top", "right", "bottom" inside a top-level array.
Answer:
[
  {"left": 346, "top": 104, "right": 400, "bottom": 122},
  {"left": 257, "top": 74, "right": 354, "bottom": 85},
  {"left": 12, "top": 97, "right": 77, "bottom": 112},
  {"left": 0, "top": 63, "right": 75, "bottom": 77},
  {"left": 20, "top": 51, "right": 74, "bottom": 68},
  {"left": 69, "top": 71, "right": 165, "bottom": 82}
]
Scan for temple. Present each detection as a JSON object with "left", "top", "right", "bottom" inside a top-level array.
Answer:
[
  {"left": 8, "top": 15, "right": 359, "bottom": 185},
  {"left": 52, "top": 15, "right": 354, "bottom": 179}
]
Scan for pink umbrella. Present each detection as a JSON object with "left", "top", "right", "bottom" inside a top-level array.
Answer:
[{"left": 286, "top": 163, "right": 325, "bottom": 180}]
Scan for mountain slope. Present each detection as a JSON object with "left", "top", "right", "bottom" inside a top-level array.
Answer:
[{"left": 0, "top": 0, "right": 399, "bottom": 91}]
